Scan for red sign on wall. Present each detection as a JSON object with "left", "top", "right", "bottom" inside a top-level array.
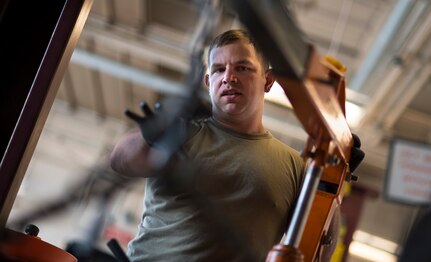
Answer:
[{"left": 385, "top": 138, "right": 431, "bottom": 205}]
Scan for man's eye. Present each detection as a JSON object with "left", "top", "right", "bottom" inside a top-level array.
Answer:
[
  {"left": 237, "top": 66, "right": 249, "bottom": 71},
  {"left": 212, "top": 68, "right": 225, "bottom": 74}
]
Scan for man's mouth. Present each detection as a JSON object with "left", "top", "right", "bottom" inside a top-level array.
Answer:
[{"left": 221, "top": 90, "right": 241, "bottom": 97}]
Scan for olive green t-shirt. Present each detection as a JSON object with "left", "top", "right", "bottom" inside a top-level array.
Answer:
[{"left": 128, "top": 118, "right": 305, "bottom": 262}]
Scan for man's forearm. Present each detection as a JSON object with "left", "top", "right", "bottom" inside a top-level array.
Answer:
[{"left": 110, "top": 129, "right": 153, "bottom": 177}]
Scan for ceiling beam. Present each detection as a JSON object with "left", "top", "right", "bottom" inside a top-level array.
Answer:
[
  {"left": 349, "top": 0, "right": 414, "bottom": 91},
  {"left": 138, "top": 0, "right": 150, "bottom": 32},
  {"left": 71, "top": 48, "right": 188, "bottom": 96},
  {"left": 382, "top": 59, "right": 431, "bottom": 131},
  {"left": 356, "top": 2, "right": 431, "bottom": 146},
  {"left": 82, "top": 17, "right": 189, "bottom": 72},
  {"left": 105, "top": 0, "right": 116, "bottom": 24}
]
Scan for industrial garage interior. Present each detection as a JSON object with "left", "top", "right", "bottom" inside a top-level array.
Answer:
[{"left": 3, "top": 0, "right": 431, "bottom": 261}]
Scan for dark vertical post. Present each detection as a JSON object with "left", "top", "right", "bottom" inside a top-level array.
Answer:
[{"left": 0, "top": 0, "right": 93, "bottom": 228}]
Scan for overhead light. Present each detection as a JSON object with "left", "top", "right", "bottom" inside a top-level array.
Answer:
[
  {"left": 349, "top": 241, "right": 397, "bottom": 262},
  {"left": 348, "top": 230, "right": 399, "bottom": 262},
  {"left": 353, "top": 230, "right": 399, "bottom": 253},
  {"left": 265, "top": 81, "right": 364, "bottom": 128}
]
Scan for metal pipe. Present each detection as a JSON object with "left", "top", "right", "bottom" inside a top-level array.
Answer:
[
  {"left": 283, "top": 161, "right": 323, "bottom": 247},
  {"left": 71, "top": 49, "right": 187, "bottom": 96}
]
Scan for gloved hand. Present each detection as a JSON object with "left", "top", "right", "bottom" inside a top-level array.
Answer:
[
  {"left": 349, "top": 133, "right": 365, "bottom": 173},
  {"left": 124, "top": 101, "right": 165, "bottom": 147}
]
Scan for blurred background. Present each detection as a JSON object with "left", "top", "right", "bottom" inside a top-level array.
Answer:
[{"left": 5, "top": 0, "right": 431, "bottom": 261}]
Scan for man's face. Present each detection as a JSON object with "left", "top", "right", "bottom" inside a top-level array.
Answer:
[{"left": 205, "top": 42, "right": 273, "bottom": 123}]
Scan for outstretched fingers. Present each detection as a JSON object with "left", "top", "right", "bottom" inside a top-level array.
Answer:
[
  {"left": 124, "top": 109, "right": 145, "bottom": 123},
  {"left": 140, "top": 101, "right": 154, "bottom": 117}
]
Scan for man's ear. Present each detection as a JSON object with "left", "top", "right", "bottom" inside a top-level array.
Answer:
[
  {"left": 204, "top": 74, "right": 210, "bottom": 90},
  {"left": 264, "top": 69, "right": 275, "bottom": 93}
]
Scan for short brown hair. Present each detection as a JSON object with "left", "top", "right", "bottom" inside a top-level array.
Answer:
[{"left": 207, "top": 29, "right": 270, "bottom": 70}]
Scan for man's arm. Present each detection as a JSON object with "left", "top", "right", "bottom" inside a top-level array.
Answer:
[
  {"left": 110, "top": 101, "right": 169, "bottom": 177},
  {"left": 110, "top": 129, "right": 154, "bottom": 177}
]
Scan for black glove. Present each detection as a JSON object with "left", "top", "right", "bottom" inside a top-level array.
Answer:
[
  {"left": 349, "top": 133, "right": 365, "bottom": 173},
  {"left": 124, "top": 101, "right": 165, "bottom": 147}
]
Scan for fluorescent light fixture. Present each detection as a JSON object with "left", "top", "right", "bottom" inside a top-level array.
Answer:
[
  {"left": 265, "top": 81, "right": 364, "bottom": 128},
  {"left": 349, "top": 241, "right": 397, "bottom": 262},
  {"left": 353, "top": 230, "right": 399, "bottom": 253},
  {"left": 349, "top": 230, "right": 399, "bottom": 262}
]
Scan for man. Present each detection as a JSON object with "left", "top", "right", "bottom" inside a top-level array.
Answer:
[{"left": 110, "top": 29, "right": 323, "bottom": 261}]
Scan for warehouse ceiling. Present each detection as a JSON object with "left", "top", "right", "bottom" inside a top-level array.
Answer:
[{"left": 55, "top": 0, "right": 431, "bottom": 182}]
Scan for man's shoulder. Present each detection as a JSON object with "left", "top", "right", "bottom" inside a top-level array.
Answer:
[
  {"left": 269, "top": 135, "right": 299, "bottom": 152},
  {"left": 268, "top": 135, "right": 304, "bottom": 163}
]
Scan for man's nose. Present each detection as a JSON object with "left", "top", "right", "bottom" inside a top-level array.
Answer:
[{"left": 222, "top": 69, "right": 238, "bottom": 84}]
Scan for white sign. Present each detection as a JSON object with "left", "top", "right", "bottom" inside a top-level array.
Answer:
[{"left": 385, "top": 139, "right": 431, "bottom": 205}]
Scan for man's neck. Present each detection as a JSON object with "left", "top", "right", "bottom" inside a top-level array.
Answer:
[{"left": 211, "top": 115, "right": 266, "bottom": 134}]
